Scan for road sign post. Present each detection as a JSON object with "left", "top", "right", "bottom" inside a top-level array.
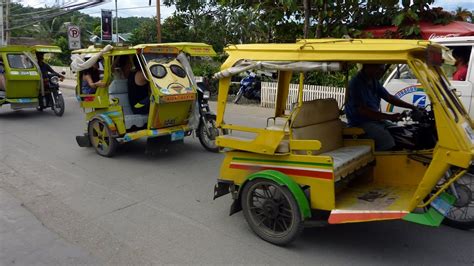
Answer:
[{"left": 67, "top": 25, "right": 81, "bottom": 50}]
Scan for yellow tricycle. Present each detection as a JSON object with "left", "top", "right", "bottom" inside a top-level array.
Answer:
[
  {"left": 213, "top": 39, "right": 474, "bottom": 245},
  {"left": 0, "top": 45, "right": 65, "bottom": 116},
  {"left": 73, "top": 43, "right": 221, "bottom": 156}
]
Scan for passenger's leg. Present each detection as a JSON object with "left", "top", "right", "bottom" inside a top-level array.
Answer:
[{"left": 360, "top": 121, "right": 395, "bottom": 151}]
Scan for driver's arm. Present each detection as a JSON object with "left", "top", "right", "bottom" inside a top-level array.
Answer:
[
  {"left": 44, "top": 63, "right": 65, "bottom": 79},
  {"left": 358, "top": 105, "right": 400, "bottom": 122},
  {"left": 383, "top": 93, "right": 418, "bottom": 110}
]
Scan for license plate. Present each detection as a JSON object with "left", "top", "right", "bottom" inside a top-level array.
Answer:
[
  {"left": 430, "top": 196, "right": 452, "bottom": 216},
  {"left": 171, "top": 131, "right": 185, "bottom": 141}
]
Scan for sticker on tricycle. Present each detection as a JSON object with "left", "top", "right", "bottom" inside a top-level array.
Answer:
[
  {"left": 171, "top": 130, "right": 185, "bottom": 141},
  {"left": 430, "top": 196, "right": 452, "bottom": 216}
]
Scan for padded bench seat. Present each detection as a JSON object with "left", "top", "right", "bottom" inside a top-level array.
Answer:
[
  {"left": 321, "top": 145, "right": 373, "bottom": 182},
  {"left": 290, "top": 98, "right": 374, "bottom": 182}
]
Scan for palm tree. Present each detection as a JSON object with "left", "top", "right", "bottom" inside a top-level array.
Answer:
[{"left": 453, "top": 7, "right": 472, "bottom": 22}]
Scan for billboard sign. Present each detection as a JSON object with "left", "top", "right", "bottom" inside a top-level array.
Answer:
[{"left": 101, "top": 10, "right": 113, "bottom": 41}]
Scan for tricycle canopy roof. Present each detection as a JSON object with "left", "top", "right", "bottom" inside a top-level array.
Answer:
[
  {"left": 0, "top": 45, "right": 61, "bottom": 53},
  {"left": 72, "top": 42, "right": 216, "bottom": 57},
  {"left": 219, "top": 39, "right": 445, "bottom": 70}
]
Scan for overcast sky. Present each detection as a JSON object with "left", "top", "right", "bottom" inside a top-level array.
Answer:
[{"left": 17, "top": 0, "right": 474, "bottom": 19}]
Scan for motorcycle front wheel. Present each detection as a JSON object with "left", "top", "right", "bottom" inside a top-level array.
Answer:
[
  {"left": 443, "top": 172, "right": 474, "bottom": 230},
  {"left": 197, "top": 118, "right": 220, "bottom": 153},
  {"left": 233, "top": 90, "right": 244, "bottom": 104},
  {"left": 53, "top": 94, "right": 65, "bottom": 117}
]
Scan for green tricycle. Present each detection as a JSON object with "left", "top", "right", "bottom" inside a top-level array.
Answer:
[{"left": 0, "top": 45, "right": 65, "bottom": 116}]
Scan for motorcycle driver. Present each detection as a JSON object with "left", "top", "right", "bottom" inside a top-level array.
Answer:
[
  {"left": 345, "top": 64, "right": 419, "bottom": 151},
  {"left": 36, "top": 53, "right": 65, "bottom": 82}
]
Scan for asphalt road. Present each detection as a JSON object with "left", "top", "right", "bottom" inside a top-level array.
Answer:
[{"left": 0, "top": 86, "right": 473, "bottom": 265}]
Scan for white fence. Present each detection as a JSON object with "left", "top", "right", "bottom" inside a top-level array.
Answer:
[{"left": 260, "top": 82, "right": 346, "bottom": 110}]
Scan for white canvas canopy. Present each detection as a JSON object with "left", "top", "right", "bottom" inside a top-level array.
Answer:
[
  {"left": 214, "top": 60, "right": 341, "bottom": 79},
  {"left": 70, "top": 45, "right": 113, "bottom": 72}
]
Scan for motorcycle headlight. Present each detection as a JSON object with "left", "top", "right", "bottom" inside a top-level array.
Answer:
[
  {"left": 203, "top": 90, "right": 210, "bottom": 100},
  {"left": 50, "top": 76, "right": 59, "bottom": 85}
]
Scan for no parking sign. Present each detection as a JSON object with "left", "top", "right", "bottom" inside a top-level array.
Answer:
[{"left": 68, "top": 25, "right": 81, "bottom": 50}]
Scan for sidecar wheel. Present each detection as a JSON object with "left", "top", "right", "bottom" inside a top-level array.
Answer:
[
  {"left": 88, "top": 119, "right": 117, "bottom": 157},
  {"left": 242, "top": 179, "right": 304, "bottom": 246}
]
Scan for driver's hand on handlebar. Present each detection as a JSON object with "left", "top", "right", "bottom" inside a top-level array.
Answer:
[
  {"left": 387, "top": 113, "right": 403, "bottom": 122},
  {"left": 59, "top": 76, "right": 64, "bottom": 82}
]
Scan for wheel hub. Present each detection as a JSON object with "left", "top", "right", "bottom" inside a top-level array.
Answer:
[
  {"left": 453, "top": 184, "right": 472, "bottom": 208},
  {"left": 262, "top": 200, "right": 280, "bottom": 219}
]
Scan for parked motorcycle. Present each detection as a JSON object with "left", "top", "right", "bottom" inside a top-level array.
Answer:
[
  {"left": 37, "top": 72, "right": 65, "bottom": 116},
  {"left": 233, "top": 72, "right": 261, "bottom": 104},
  {"left": 196, "top": 82, "right": 222, "bottom": 152}
]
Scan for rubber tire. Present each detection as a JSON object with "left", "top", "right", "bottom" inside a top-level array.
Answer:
[
  {"left": 442, "top": 178, "right": 474, "bottom": 230},
  {"left": 233, "top": 90, "right": 243, "bottom": 104},
  {"left": 241, "top": 179, "right": 304, "bottom": 246},
  {"left": 197, "top": 119, "right": 219, "bottom": 153},
  {"left": 53, "top": 94, "right": 65, "bottom": 117},
  {"left": 88, "top": 119, "right": 118, "bottom": 157}
]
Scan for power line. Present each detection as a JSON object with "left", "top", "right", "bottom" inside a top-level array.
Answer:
[{"left": 8, "top": 0, "right": 107, "bottom": 30}]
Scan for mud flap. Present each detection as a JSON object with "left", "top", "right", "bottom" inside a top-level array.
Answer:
[
  {"left": 76, "top": 134, "right": 91, "bottom": 147},
  {"left": 213, "top": 181, "right": 232, "bottom": 200},
  {"left": 403, "top": 192, "right": 455, "bottom": 227}
]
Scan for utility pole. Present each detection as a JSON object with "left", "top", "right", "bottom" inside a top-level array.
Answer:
[
  {"left": 115, "top": 0, "right": 119, "bottom": 43},
  {"left": 156, "top": 0, "right": 161, "bottom": 43},
  {"left": 5, "top": 0, "right": 8, "bottom": 44},
  {"left": 0, "top": 1, "right": 4, "bottom": 46}
]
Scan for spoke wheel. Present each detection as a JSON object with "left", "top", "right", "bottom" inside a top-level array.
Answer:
[
  {"left": 88, "top": 119, "right": 117, "bottom": 157},
  {"left": 197, "top": 119, "right": 219, "bottom": 153},
  {"left": 53, "top": 94, "right": 65, "bottom": 116},
  {"left": 443, "top": 172, "right": 474, "bottom": 230},
  {"left": 242, "top": 179, "right": 303, "bottom": 245},
  {"left": 233, "top": 90, "right": 243, "bottom": 104}
]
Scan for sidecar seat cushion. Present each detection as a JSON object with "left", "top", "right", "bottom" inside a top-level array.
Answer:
[{"left": 108, "top": 79, "right": 148, "bottom": 129}]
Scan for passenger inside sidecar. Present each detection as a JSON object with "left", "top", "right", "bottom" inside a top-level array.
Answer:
[{"left": 108, "top": 55, "right": 149, "bottom": 130}]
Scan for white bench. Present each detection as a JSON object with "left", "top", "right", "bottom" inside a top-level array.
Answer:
[{"left": 108, "top": 79, "right": 148, "bottom": 129}]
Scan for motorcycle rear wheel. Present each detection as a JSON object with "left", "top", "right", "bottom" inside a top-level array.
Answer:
[
  {"left": 443, "top": 172, "right": 474, "bottom": 230},
  {"left": 197, "top": 118, "right": 220, "bottom": 153}
]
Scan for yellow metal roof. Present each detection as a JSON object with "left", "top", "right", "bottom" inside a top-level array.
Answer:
[
  {"left": 133, "top": 42, "right": 216, "bottom": 56},
  {"left": 0, "top": 45, "right": 61, "bottom": 53},
  {"left": 221, "top": 39, "right": 444, "bottom": 68},
  {"left": 72, "top": 42, "right": 216, "bottom": 57}
]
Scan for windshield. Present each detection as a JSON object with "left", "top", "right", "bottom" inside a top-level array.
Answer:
[
  {"left": 143, "top": 53, "right": 177, "bottom": 65},
  {"left": 7, "top": 54, "right": 34, "bottom": 69},
  {"left": 410, "top": 59, "right": 469, "bottom": 122}
]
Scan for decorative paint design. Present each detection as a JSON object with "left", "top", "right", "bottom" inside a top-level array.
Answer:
[
  {"left": 77, "top": 95, "right": 96, "bottom": 102},
  {"left": 8, "top": 98, "right": 38, "bottom": 103},
  {"left": 98, "top": 113, "right": 117, "bottom": 132},
  {"left": 328, "top": 209, "right": 409, "bottom": 224},
  {"left": 160, "top": 94, "right": 195, "bottom": 103},
  {"left": 386, "top": 86, "right": 425, "bottom": 112},
  {"left": 122, "top": 129, "right": 159, "bottom": 143},
  {"left": 230, "top": 157, "right": 334, "bottom": 180}
]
